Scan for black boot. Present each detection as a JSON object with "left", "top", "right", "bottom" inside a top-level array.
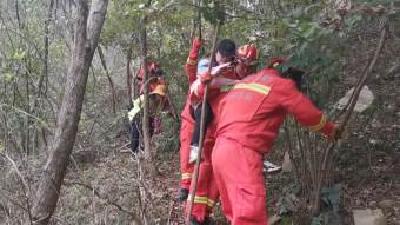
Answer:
[
  {"left": 189, "top": 217, "right": 203, "bottom": 225},
  {"left": 204, "top": 217, "right": 215, "bottom": 225},
  {"left": 176, "top": 187, "right": 189, "bottom": 202}
]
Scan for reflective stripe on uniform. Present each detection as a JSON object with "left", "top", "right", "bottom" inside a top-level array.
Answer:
[
  {"left": 308, "top": 114, "right": 327, "bottom": 132},
  {"left": 233, "top": 83, "right": 271, "bottom": 95},
  {"left": 181, "top": 173, "right": 192, "bottom": 180},
  {"left": 207, "top": 198, "right": 215, "bottom": 207},
  {"left": 187, "top": 194, "right": 216, "bottom": 208},
  {"left": 186, "top": 58, "right": 198, "bottom": 66},
  {"left": 220, "top": 85, "right": 234, "bottom": 92}
]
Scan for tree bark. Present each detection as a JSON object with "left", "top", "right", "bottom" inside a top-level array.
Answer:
[
  {"left": 38, "top": 0, "right": 54, "bottom": 99},
  {"left": 98, "top": 45, "right": 116, "bottom": 114},
  {"left": 139, "top": 15, "right": 152, "bottom": 161},
  {"left": 127, "top": 45, "right": 133, "bottom": 108},
  {"left": 31, "top": 0, "right": 108, "bottom": 224}
]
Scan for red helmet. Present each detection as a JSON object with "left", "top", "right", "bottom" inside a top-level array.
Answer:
[
  {"left": 237, "top": 44, "right": 259, "bottom": 66},
  {"left": 235, "top": 44, "right": 260, "bottom": 78},
  {"left": 137, "top": 61, "right": 161, "bottom": 80}
]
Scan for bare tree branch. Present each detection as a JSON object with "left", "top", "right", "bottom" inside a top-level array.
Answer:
[{"left": 63, "top": 181, "right": 142, "bottom": 224}]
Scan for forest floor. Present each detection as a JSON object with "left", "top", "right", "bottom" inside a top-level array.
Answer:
[
  {"left": 1, "top": 123, "right": 398, "bottom": 225},
  {"left": 50, "top": 135, "right": 399, "bottom": 225}
]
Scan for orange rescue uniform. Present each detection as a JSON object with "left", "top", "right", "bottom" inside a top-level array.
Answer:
[{"left": 212, "top": 68, "right": 334, "bottom": 224}]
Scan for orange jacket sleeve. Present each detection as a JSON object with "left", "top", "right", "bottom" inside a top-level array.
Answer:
[{"left": 278, "top": 79, "right": 335, "bottom": 137}]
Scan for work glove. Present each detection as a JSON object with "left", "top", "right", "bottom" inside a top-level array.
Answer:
[
  {"left": 189, "top": 38, "right": 202, "bottom": 60},
  {"left": 211, "top": 63, "right": 231, "bottom": 75},
  {"left": 192, "top": 62, "right": 232, "bottom": 85},
  {"left": 332, "top": 124, "right": 345, "bottom": 141},
  {"left": 189, "top": 145, "right": 200, "bottom": 164},
  {"left": 190, "top": 79, "right": 202, "bottom": 96},
  {"left": 325, "top": 123, "right": 345, "bottom": 141},
  {"left": 198, "top": 63, "right": 232, "bottom": 82},
  {"left": 127, "top": 111, "right": 135, "bottom": 122}
]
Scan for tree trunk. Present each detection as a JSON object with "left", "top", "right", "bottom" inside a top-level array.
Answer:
[
  {"left": 139, "top": 15, "right": 152, "bottom": 161},
  {"left": 127, "top": 45, "right": 133, "bottom": 108},
  {"left": 31, "top": 0, "right": 108, "bottom": 224},
  {"left": 98, "top": 45, "right": 116, "bottom": 114},
  {"left": 38, "top": 0, "right": 54, "bottom": 98}
]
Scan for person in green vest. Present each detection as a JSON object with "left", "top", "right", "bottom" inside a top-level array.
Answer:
[{"left": 127, "top": 84, "right": 167, "bottom": 156}]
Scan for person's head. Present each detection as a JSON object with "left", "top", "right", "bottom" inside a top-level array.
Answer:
[
  {"left": 215, "top": 39, "right": 236, "bottom": 64},
  {"left": 282, "top": 67, "right": 305, "bottom": 90},
  {"left": 235, "top": 44, "right": 260, "bottom": 78},
  {"left": 138, "top": 61, "right": 163, "bottom": 79},
  {"left": 149, "top": 84, "right": 166, "bottom": 107},
  {"left": 150, "top": 84, "right": 166, "bottom": 97},
  {"left": 197, "top": 58, "right": 210, "bottom": 75}
]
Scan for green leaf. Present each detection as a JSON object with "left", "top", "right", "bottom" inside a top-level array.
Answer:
[
  {"left": 12, "top": 49, "right": 26, "bottom": 60},
  {"left": 4, "top": 73, "right": 14, "bottom": 82}
]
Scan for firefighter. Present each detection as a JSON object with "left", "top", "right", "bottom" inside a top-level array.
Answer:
[
  {"left": 131, "top": 61, "right": 169, "bottom": 144},
  {"left": 178, "top": 38, "right": 202, "bottom": 202},
  {"left": 189, "top": 43, "right": 263, "bottom": 164},
  {"left": 136, "top": 61, "right": 165, "bottom": 94},
  {"left": 210, "top": 62, "right": 342, "bottom": 224},
  {"left": 186, "top": 39, "right": 239, "bottom": 225},
  {"left": 187, "top": 42, "right": 261, "bottom": 225}
]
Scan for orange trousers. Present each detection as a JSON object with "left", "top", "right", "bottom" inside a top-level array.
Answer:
[
  {"left": 179, "top": 102, "right": 219, "bottom": 222},
  {"left": 179, "top": 118, "right": 195, "bottom": 189},
  {"left": 186, "top": 134, "right": 219, "bottom": 222},
  {"left": 212, "top": 137, "right": 268, "bottom": 225}
]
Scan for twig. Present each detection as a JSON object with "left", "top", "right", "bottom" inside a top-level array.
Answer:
[
  {"left": 0, "top": 189, "right": 28, "bottom": 213},
  {"left": 98, "top": 45, "right": 117, "bottom": 114},
  {"left": 323, "top": 16, "right": 388, "bottom": 170},
  {"left": 64, "top": 181, "right": 142, "bottom": 224},
  {"left": 0, "top": 153, "right": 30, "bottom": 198},
  {"left": 118, "top": 143, "right": 132, "bottom": 151},
  {"left": 166, "top": 199, "right": 175, "bottom": 225},
  {"left": 0, "top": 153, "right": 33, "bottom": 224},
  {"left": 136, "top": 154, "right": 149, "bottom": 225},
  {"left": 164, "top": 86, "right": 178, "bottom": 119},
  {"left": 64, "top": 182, "right": 140, "bottom": 222},
  {"left": 0, "top": 104, "right": 52, "bottom": 133},
  {"left": 312, "top": 16, "right": 388, "bottom": 214}
]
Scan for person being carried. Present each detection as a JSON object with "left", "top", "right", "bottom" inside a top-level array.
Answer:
[
  {"left": 176, "top": 38, "right": 255, "bottom": 199},
  {"left": 186, "top": 40, "right": 259, "bottom": 225},
  {"left": 187, "top": 41, "right": 258, "bottom": 163},
  {"left": 187, "top": 58, "right": 228, "bottom": 163},
  {"left": 187, "top": 39, "right": 239, "bottom": 225},
  {"left": 190, "top": 45, "right": 283, "bottom": 173},
  {"left": 178, "top": 38, "right": 202, "bottom": 202}
]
